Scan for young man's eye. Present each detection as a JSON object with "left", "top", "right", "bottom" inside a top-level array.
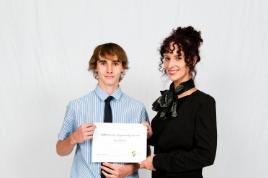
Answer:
[
  {"left": 99, "top": 61, "right": 106, "bottom": 65},
  {"left": 113, "top": 62, "right": 120, "bottom": 66}
]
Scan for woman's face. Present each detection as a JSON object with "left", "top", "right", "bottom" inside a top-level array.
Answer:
[{"left": 163, "top": 43, "right": 191, "bottom": 86}]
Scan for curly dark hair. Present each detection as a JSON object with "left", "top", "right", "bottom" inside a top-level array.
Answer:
[{"left": 159, "top": 26, "right": 203, "bottom": 78}]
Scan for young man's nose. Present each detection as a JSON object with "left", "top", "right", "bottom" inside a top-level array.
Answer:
[{"left": 107, "top": 64, "right": 113, "bottom": 73}]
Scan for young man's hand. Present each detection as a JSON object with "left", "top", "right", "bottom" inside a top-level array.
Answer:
[
  {"left": 101, "top": 162, "right": 138, "bottom": 178},
  {"left": 71, "top": 123, "right": 96, "bottom": 144}
]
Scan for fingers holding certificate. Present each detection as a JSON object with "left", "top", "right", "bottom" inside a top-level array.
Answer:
[{"left": 92, "top": 123, "right": 147, "bottom": 163}]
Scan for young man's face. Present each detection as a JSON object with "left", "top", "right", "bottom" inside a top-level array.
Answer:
[{"left": 96, "top": 55, "right": 124, "bottom": 89}]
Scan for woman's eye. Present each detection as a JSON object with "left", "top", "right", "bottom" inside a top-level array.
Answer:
[{"left": 164, "top": 57, "right": 170, "bottom": 61}]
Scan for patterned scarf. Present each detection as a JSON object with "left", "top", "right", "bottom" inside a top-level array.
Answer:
[{"left": 152, "top": 79, "right": 195, "bottom": 120}]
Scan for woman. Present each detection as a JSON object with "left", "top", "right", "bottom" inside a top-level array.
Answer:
[{"left": 140, "top": 26, "right": 217, "bottom": 178}]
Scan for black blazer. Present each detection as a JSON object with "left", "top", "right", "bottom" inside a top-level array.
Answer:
[{"left": 148, "top": 90, "right": 217, "bottom": 178}]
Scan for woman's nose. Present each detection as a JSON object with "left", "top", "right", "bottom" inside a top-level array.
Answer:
[{"left": 166, "top": 59, "right": 176, "bottom": 68}]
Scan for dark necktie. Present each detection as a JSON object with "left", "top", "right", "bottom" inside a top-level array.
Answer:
[
  {"left": 101, "top": 96, "right": 114, "bottom": 178},
  {"left": 104, "top": 96, "right": 114, "bottom": 123}
]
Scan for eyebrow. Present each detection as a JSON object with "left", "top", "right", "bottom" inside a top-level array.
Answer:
[{"left": 98, "top": 59, "right": 121, "bottom": 63}]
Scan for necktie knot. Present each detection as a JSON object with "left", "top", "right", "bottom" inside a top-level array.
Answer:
[{"left": 105, "top": 96, "right": 114, "bottom": 103}]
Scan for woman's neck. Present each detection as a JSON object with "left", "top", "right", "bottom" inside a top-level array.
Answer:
[
  {"left": 173, "top": 76, "right": 192, "bottom": 88},
  {"left": 177, "top": 87, "right": 197, "bottom": 98}
]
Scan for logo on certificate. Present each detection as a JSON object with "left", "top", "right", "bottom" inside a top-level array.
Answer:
[{"left": 131, "top": 151, "right": 136, "bottom": 157}]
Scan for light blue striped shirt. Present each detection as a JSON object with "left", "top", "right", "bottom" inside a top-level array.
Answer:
[{"left": 58, "top": 85, "right": 149, "bottom": 178}]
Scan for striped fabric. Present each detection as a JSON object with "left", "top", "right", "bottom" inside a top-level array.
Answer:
[{"left": 58, "top": 85, "right": 149, "bottom": 178}]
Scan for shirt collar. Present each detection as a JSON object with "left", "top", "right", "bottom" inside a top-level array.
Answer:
[{"left": 94, "top": 85, "right": 123, "bottom": 101}]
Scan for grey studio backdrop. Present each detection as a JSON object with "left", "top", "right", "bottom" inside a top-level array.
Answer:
[{"left": 0, "top": 0, "right": 267, "bottom": 178}]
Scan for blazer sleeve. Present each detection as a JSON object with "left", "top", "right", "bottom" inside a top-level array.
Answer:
[
  {"left": 147, "top": 113, "right": 159, "bottom": 146},
  {"left": 152, "top": 96, "right": 217, "bottom": 172},
  {"left": 147, "top": 134, "right": 155, "bottom": 146}
]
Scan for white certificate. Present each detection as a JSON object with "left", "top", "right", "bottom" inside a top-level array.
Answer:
[{"left": 92, "top": 123, "right": 147, "bottom": 163}]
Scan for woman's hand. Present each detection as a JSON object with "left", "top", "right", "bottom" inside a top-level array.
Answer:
[
  {"left": 143, "top": 122, "right": 153, "bottom": 139},
  {"left": 139, "top": 155, "right": 156, "bottom": 171}
]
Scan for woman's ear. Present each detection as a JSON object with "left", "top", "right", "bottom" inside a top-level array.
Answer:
[{"left": 193, "top": 56, "right": 198, "bottom": 66}]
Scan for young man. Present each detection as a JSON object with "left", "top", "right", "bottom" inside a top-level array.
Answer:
[{"left": 56, "top": 43, "right": 148, "bottom": 178}]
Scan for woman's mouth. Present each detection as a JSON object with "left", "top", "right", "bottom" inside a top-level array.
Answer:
[{"left": 167, "top": 70, "right": 178, "bottom": 75}]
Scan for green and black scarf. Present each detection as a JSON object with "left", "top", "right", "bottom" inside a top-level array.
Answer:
[{"left": 152, "top": 79, "right": 195, "bottom": 120}]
